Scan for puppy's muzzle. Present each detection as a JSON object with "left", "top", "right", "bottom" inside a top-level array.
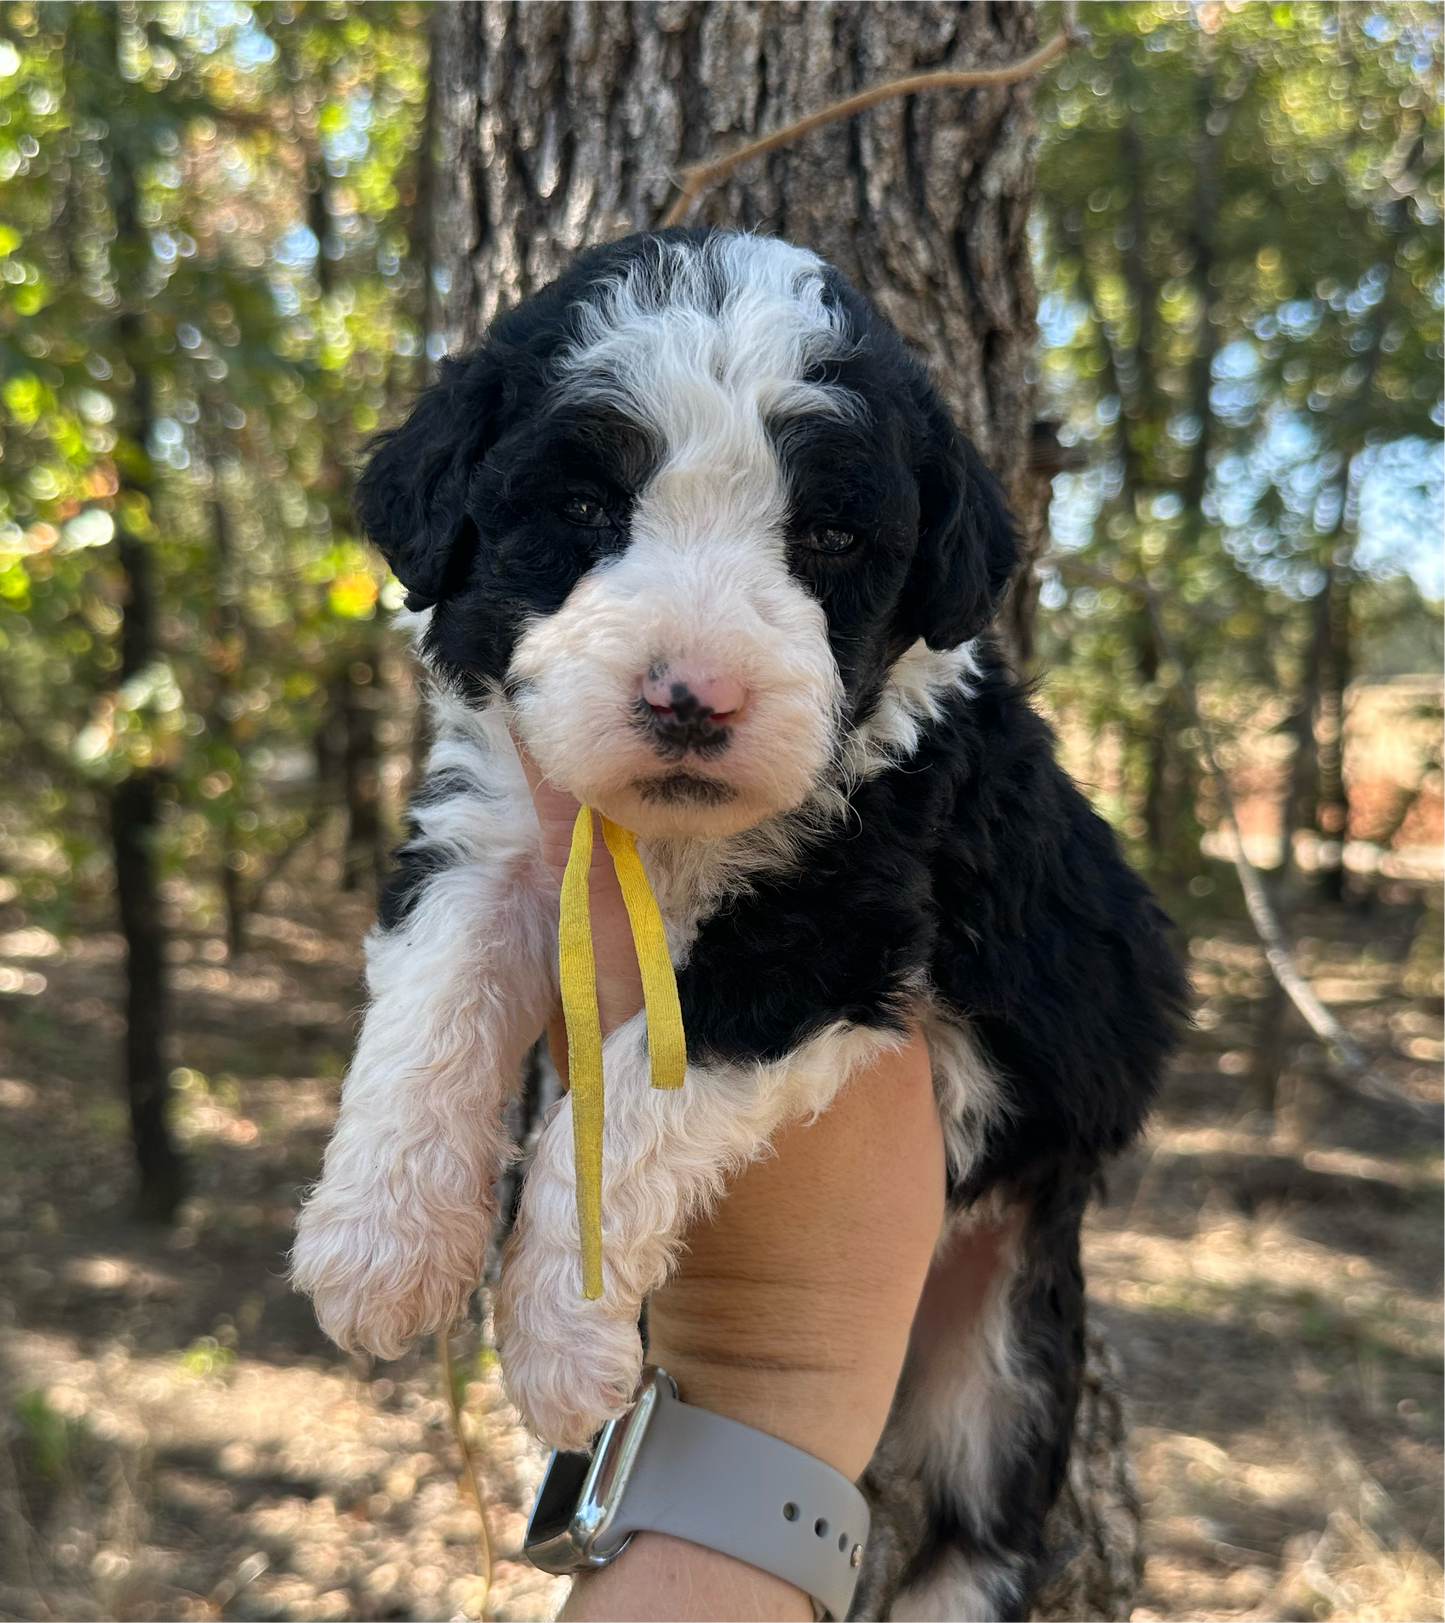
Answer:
[{"left": 635, "top": 666, "right": 745, "bottom": 763}]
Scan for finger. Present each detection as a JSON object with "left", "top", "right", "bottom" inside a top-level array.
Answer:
[
  {"left": 512, "top": 733, "right": 583, "bottom": 875},
  {"left": 513, "top": 732, "right": 645, "bottom": 1034}
]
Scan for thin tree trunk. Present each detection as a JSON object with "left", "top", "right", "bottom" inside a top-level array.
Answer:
[
  {"left": 1314, "top": 566, "right": 1353, "bottom": 904},
  {"left": 317, "top": 663, "right": 385, "bottom": 894},
  {"left": 203, "top": 431, "right": 250, "bottom": 958},
  {"left": 110, "top": 770, "right": 183, "bottom": 1221},
  {"left": 1248, "top": 570, "right": 1333, "bottom": 1121},
  {"left": 1249, "top": 974, "right": 1292, "bottom": 1122},
  {"left": 105, "top": 9, "right": 184, "bottom": 1222},
  {"left": 1281, "top": 580, "right": 1332, "bottom": 878},
  {"left": 1136, "top": 619, "right": 1172, "bottom": 874},
  {"left": 1031, "top": 1326, "right": 1146, "bottom": 1621},
  {"left": 110, "top": 468, "right": 184, "bottom": 1222}
]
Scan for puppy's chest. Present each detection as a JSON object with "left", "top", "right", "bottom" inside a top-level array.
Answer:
[{"left": 641, "top": 812, "right": 940, "bottom": 1067}]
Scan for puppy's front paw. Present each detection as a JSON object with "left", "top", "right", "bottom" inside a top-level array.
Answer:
[
  {"left": 292, "top": 1188, "right": 489, "bottom": 1361},
  {"left": 494, "top": 1251, "right": 644, "bottom": 1450}
]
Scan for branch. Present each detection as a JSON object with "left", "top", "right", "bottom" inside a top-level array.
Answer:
[
  {"left": 1049, "top": 558, "right": 1437, "bottom": 1122},
  {"left": 660, "top": 5, "right": 1085, "bottom": 229},
  {"left": 244, "top": 802, "right": 330, "bottom": 913},
  {"left": 437, "top": 1331, "right": 494, "bottom": 1614}
]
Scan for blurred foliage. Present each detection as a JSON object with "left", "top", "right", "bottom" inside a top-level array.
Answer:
[
  {"left": 0, "top": 0, "right": 1440, "bottom": 941},
  {"left": 0, "top": 0, "right": 430, "bottom": 938},
  {"left": 1034, "top": 0, "right": 1443, "bottom": 894},
  {"left": 11, "top": 1388, "right": 72, "bottom": 1481}
]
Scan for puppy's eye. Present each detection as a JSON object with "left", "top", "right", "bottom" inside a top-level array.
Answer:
[
  {"left": 560, "top": 495, "right": 611, "bottom": 529},
  {"left": 804, "top": 526, "right": 859, "bottom": 556}
]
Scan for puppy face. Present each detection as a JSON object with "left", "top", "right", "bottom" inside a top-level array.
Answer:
[{"left": 358, "top": 230, "right": 1017, "bottom": 839}]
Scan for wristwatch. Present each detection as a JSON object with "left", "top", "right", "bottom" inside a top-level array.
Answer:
[{"left": 524, "top": 1366, "right": 870, "bottom": 1620}]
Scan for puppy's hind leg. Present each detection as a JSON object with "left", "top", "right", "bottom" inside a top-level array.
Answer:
[{"left": 854, "top": 1172, "right": 1089, "bottom": 1623}]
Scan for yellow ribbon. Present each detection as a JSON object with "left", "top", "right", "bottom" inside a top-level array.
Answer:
[{"left": 557, "top": 807, "right": 686, "bottom": 1299}]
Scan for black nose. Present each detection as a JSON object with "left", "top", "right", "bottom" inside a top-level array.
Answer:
[{"left": 635, "top": 683, "right": 734, "bottom": 762}]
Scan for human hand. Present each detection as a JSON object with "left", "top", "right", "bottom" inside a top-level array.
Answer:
[
  {"left": 515, "top": 737, "right": 644, "bottom": 1039},
  {"left": 563, "top": 1038, "right": 943, "bottom": 1621},
  {"left": 514, "top": 740, "right": 946, "bottom": 1620}
]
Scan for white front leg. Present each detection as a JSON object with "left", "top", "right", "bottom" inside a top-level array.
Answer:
[
  {"left": 495, "top": 1015, "right": 897, "bottom": 1449},
  {"left": 293, "top": 706, "right": 560, "bottom": 1361}
]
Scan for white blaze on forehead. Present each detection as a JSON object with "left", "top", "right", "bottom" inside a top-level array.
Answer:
[
  {"left": 556, "top": 233, "right": 859, "bottom": 497},
  {"left": 546, "top": 233, "right": 859, "bottom": 651}
]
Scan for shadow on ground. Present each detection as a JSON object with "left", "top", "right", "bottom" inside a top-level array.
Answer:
[{"left": 0, "top": 876, "right": 1440, "bottom": 1621}]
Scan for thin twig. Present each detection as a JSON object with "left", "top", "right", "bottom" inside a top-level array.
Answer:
[
  {"left": 246, "top": 802, "right": 329, "bottom": 912},
  {"left": 438, "top": 1328, "right": 495, "bottom": 1615},
  {"left": 1049, "top": 557, "right": 1436, "bottom": 1121},
  {"left": 660, "top": 5, "right": 1084, "bottom": 229}
]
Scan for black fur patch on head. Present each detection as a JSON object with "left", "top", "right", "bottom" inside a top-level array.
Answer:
[
  {"left": 356, "top": 233, "right": 687, "bottom": 694},
  {"left": 765, "top": 267, "right": 1020, "bottom": 724},
  {"left": 354, "top": 229, "right": 1020, "bottom": 715}
]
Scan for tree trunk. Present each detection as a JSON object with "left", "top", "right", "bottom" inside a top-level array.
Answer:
[
  {"left": 1282, "top": 580, "right": 1332, "bottom": 879},
  {"left": 203, "top": 432, "right": 250, "bottom": 959},
  {"left": 432, "top": 0, "right": 1045, "bottom": 664},
  {"left": 341, "top": 654, "right": 384, "bottom": 893},
  {"left": 1030, "top": 1326, "right": 1146, "bottom": 1622},
  {"left": 1314, "top": 567, "right": 1353, "bottom": 904},
  {"left": 317, "top": 660, "right": 385, "bottom": 894},
  {"left": 110, "top": 501, "right": 184, "bottom": 1222},
  {"left": 429, "top": 5, "right": 1137, "bottom": 1613},
  {"left": 105, "top": 8, "right": 185, "bottom": 1222},
  {"left": 110, "top": 770, "right": 184, "bottom": 1222}
]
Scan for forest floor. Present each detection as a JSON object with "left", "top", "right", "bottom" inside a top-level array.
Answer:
[{"left": 0, "top": 871, "right": 1440, "bottom": 1623}]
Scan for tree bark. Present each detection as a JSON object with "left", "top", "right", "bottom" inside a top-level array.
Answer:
[
  {"left": 341, "top": 655, "right": 385, "bottom": 892},
  {"left": 1314, "top": 566, "right": 1353, "bottom": 904},
  {"left": 316, "top": 660, "right": 386, "bottom": 894},
  {"left": 431, "top": 0, "right": 1045, "bottom": 665},
  {"left": 109, "top": 407, "right": 184, "bottom": 1223},
  {"left": 104, "top": 8, "right": 185, "bottom": 1223},
  {"left": 428, "top": 6, "right": 1137, "bottom": 1613},
  {"left": 1030, "top": 1327, "right": 1146, "bottom": 1622}
]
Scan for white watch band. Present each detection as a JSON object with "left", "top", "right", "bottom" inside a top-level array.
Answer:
[{"left": 525, "top": 1367, "right": 870, "bottom": 1620}]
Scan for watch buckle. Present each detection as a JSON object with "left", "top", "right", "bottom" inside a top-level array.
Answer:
[{"left": 523, "top": 1365, "right": 677, "bottom": 1574}]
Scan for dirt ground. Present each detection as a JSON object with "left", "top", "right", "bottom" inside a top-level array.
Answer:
[{"left": 0, "top": 871, "right": 1440, "bottom": 1623}]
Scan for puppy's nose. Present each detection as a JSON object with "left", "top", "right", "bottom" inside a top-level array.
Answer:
[
  {"left": 638, "top": 666, "right": 746, "bottom": 759},
  {"left": 640, "top": 668, "right": 746, "bottom": 723}
]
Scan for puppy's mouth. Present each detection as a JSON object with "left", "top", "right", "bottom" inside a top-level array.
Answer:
[{"left": 632, "top": 771, "right": 739, "bottom": 808}]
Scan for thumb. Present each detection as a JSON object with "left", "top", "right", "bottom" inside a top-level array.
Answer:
[{"left": 511, "top": 734, "right": 585, "bottom": 879}]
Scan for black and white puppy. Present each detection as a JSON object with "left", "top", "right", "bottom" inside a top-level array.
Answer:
[{"left": 292, "top": 228, "right": 1187, "bottom": 1621}]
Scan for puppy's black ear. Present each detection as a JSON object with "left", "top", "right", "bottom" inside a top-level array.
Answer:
[
  {"left": 354, "top": 354, "right": 502, "bottom": 609},
  {"left": 906, "top": 392, "right": 1020, "bottom": 650}
]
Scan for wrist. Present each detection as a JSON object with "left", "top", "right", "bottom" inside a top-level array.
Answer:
[
  {"left": 645, "top": 1302, "right": 880, "bottom": 1482},
  {"left": 561, "top": 1532, "right": 812, "bottom": 1623}
]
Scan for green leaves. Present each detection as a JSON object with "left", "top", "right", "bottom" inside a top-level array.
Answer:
[
  {"left": 0, "top": 2, "right": 432, "bottom": 929},
  {"left": 1035, "top": 2, "right": 1442, "bottom": 889}
]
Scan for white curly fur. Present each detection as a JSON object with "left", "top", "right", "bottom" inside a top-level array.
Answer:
[
  {"left": 292, "top": 646, "right": 987, "bottom": 1380},
  {"left": 495, "top": 1016, "right": 900, "bottom": 1449},
  {"left": 291, "top": 708, "right": 558, "bottom": 1358}
]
